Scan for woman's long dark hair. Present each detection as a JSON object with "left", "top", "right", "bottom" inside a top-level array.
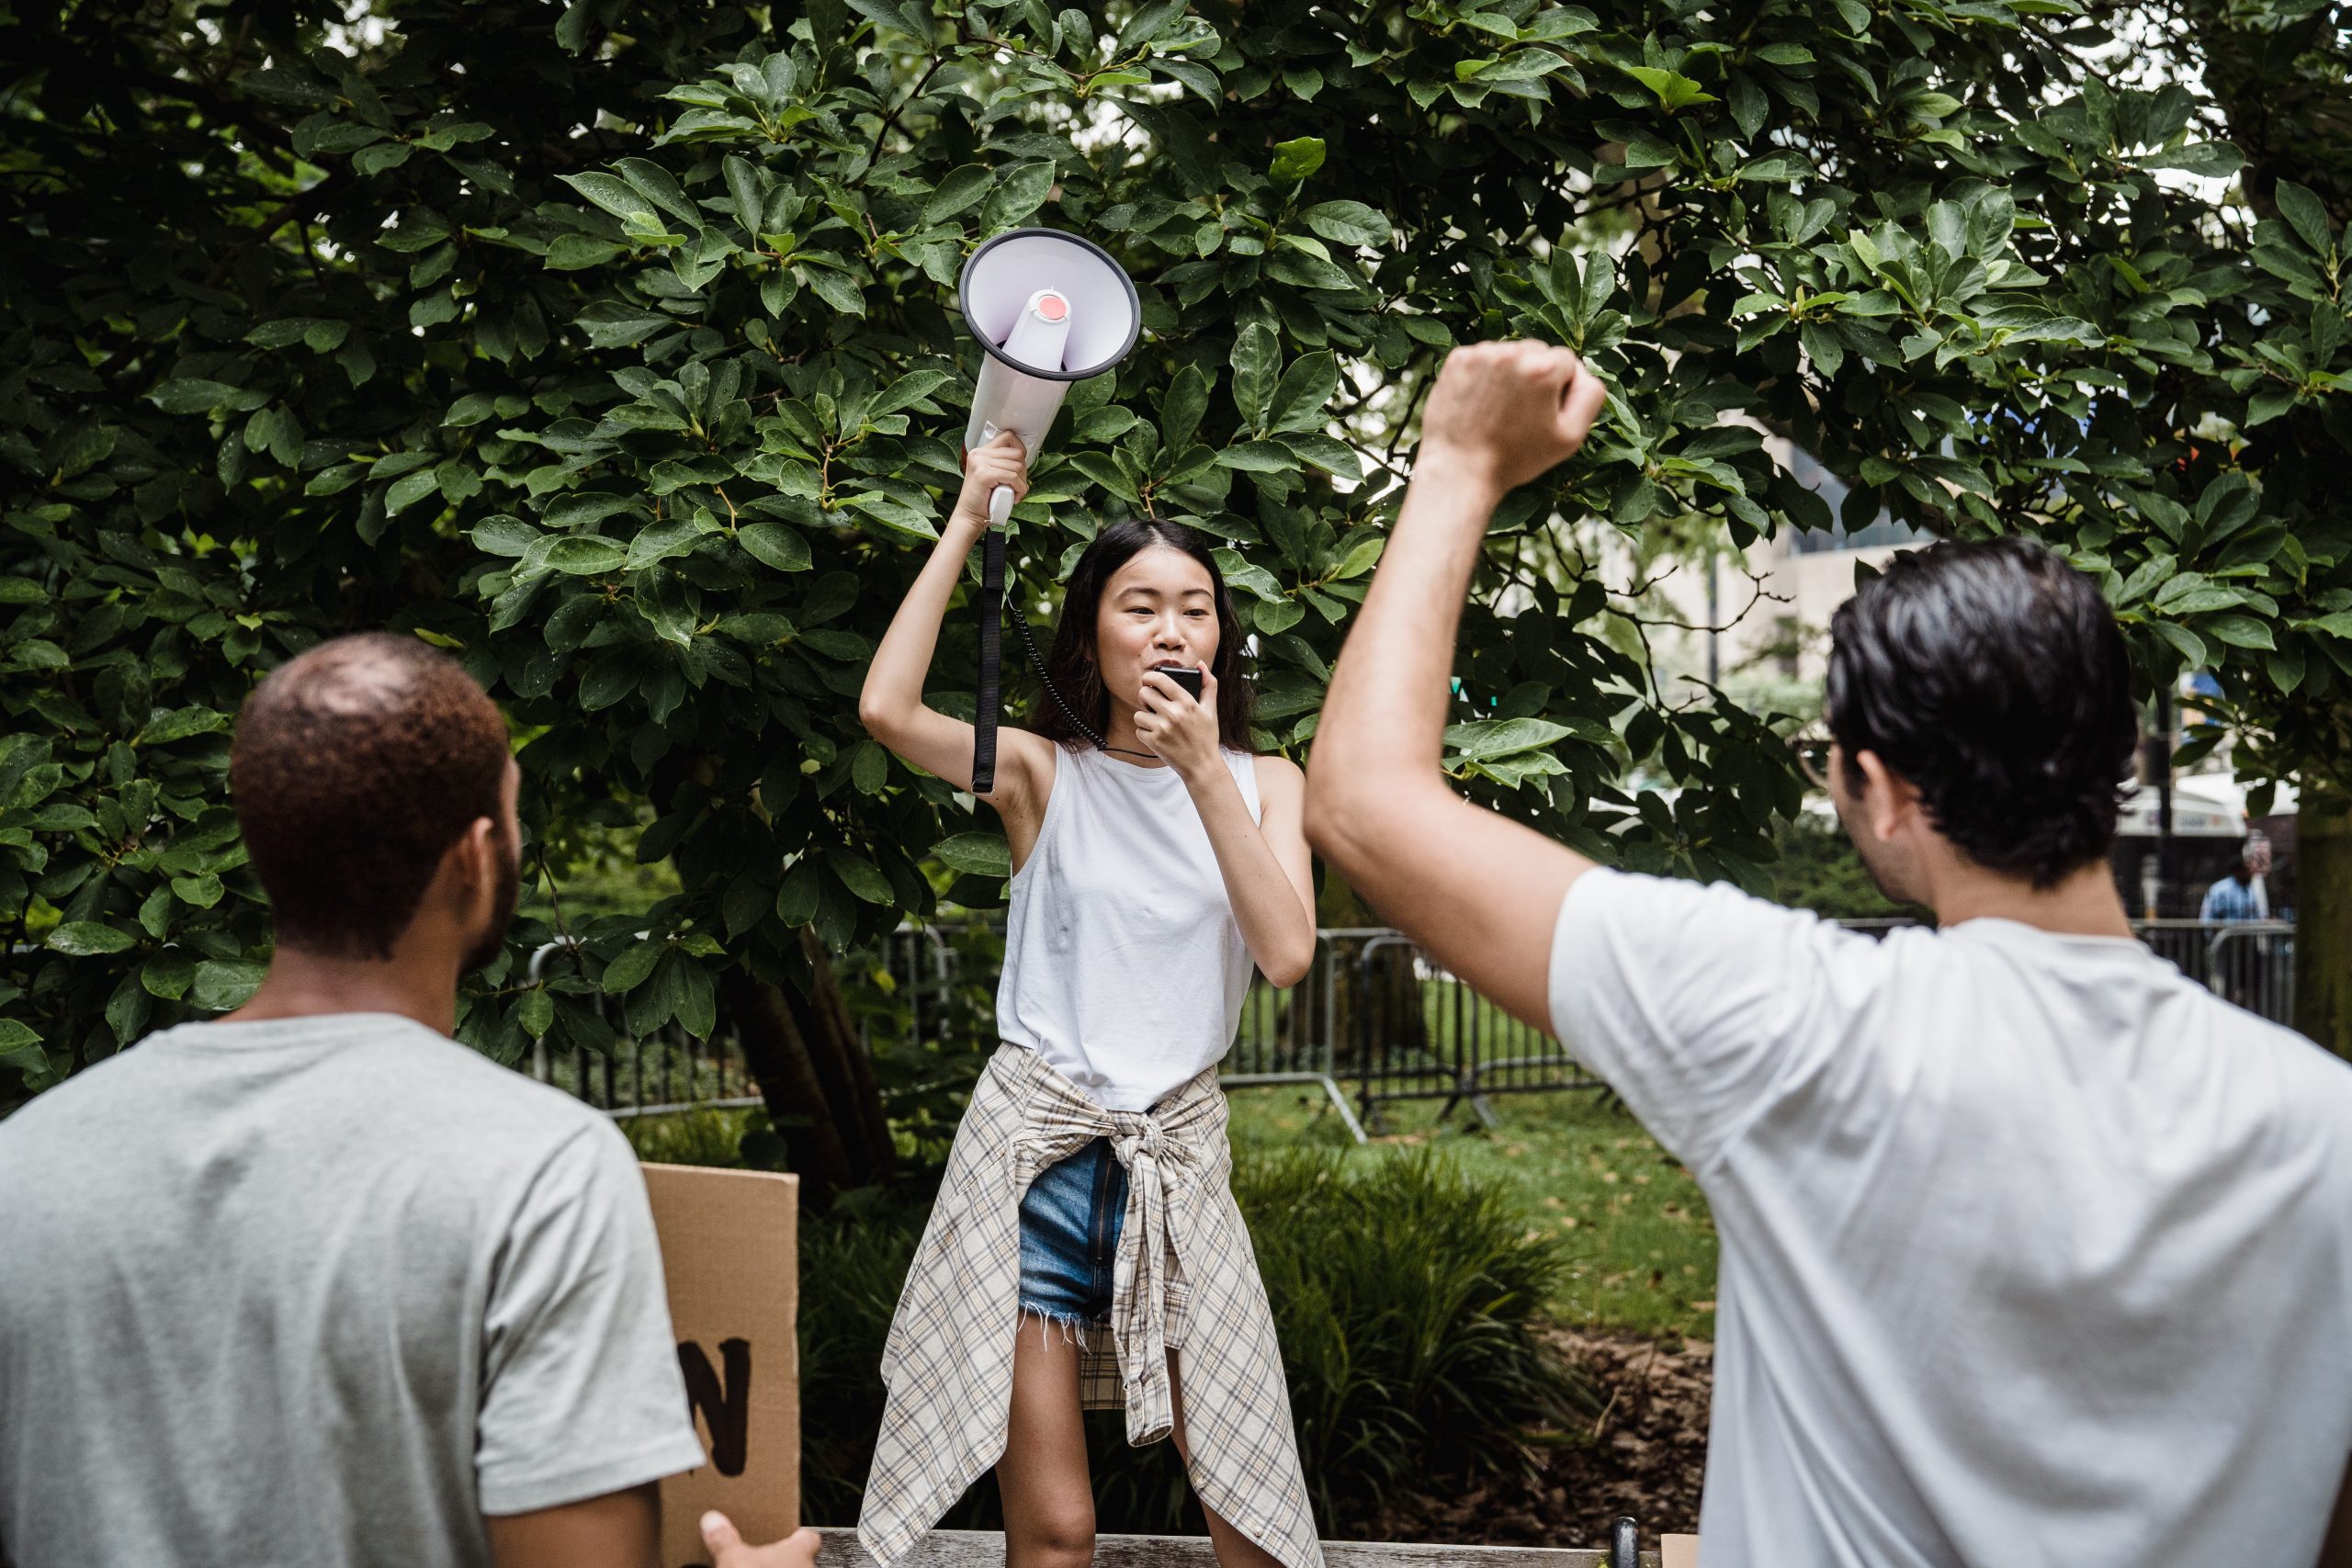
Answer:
[{"left": 1028, "top": 519, "right": 1256, "bottom": 753}]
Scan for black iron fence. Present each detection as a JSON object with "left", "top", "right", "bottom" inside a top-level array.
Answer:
[
  {"left": 526, "top": 1022, "right": 761, "bottom": 1118},
  {"left": 532, "top": 917, "right": 2301, "bottom": 1134},
  {"left": 521, "top": 940, "right": 761, "bottom": 1119}
]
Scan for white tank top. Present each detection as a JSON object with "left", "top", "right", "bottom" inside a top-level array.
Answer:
[{"left": 995, "top": 745, "right": 1262, "bottom": 1111}]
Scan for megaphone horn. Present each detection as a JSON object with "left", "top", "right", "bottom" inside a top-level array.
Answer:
[{"left": 956, "top": 229, "right": 1140, "bottom": 793}]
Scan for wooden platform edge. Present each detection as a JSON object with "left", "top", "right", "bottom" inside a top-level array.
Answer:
[{"left": 814, "top": 1527, "right": 1661, "bottom": 1568}]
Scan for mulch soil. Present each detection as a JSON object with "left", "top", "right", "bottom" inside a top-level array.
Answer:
[{"left": 1363, "top": 1328, "right": 1712, "bottom": 1551}]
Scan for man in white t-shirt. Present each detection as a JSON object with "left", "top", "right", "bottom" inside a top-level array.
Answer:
[
  {"left": 1304, "top": 341, "right": 2352, "bottom": 1566},
  {"left": 0, "top": 635, "right": 814, "bottom": 1568}
]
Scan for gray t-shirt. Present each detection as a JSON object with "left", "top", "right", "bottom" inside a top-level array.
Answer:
[{"left": 0, "top": 1011, "right": 707, "bottom": 1568}]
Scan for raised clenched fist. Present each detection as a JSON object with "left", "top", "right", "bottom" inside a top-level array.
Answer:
[{"left": 1417, "top": 338, "right": 1608, "bottom": 494}]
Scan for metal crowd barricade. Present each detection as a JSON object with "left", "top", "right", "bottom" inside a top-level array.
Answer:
[
  {"left": 528, "top": 1021, "right": 763, "bottom": 1119},
  {"left": 2134, "top": 918, "right": 2297, "bottom": 1025},
  {"left": 527, "top": 914, "right": 2299, "bottom": 1132},
  {"left": 1221, "top": 930, "right": 1374, "bottom": 1143},
  {"left": 1772, "top": 918, "right": 2296, "bottom": 1029},
  {"left": 856, "top": 920, "right": 1373, "bottom": 1142},
  {"left": 1337, "top": 915, "right": 2302, "bottom": 1132},
  {"left": 1347, "top": 932, "right": 1603, "bottom": 1134}
]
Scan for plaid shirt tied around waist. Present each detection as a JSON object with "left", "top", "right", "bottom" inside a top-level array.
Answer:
[{"left": 857, "top": 1043, "right": 1324, "bottom": 1568}]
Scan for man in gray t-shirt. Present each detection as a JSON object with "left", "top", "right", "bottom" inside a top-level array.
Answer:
[{"left": 0, "top": 636, "right": 812, "bottom": 1568}]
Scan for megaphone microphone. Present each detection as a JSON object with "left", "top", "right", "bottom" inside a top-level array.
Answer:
[{"left": 956, "top": 229, "right": 1139, "bottom": 794}]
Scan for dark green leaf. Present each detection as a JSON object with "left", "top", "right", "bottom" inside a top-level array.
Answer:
[
  {"left": 984, "top": 161, "right": 1057, "bottom": 228},
  {"left": 741, "top": 521, "right": 814, "bottom": 571},
  {"left": 2273, "top": 181, "right": 2335, "bottom": 259},
  {"left": 542, "top": 536, "right": 629, "bottom": 576},
  {"left": 924, "top": 164, "right": 995, "bottom": 224},
  {"left": 190, "top": 960, "right": 266, "bottom": 1012},
  {"left": 828, "top": 848, "right": 895, "bottom": 905},
  {"left": 1269, "top": 137, "right": 1326, "bottom": 184},
  {"left": 602, "top": 940, "right": 664, "bottom": 993},
  {"left": 933, "top": 831, "right": 1012, "bottom": 877},
  {"left": 48, "top": 921, "right": 135, "bottom": 956}
]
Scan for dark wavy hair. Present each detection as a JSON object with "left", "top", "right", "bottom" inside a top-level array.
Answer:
[
  {"left": 1826, "top": 536, "right": 2138, "bottom": 888},
  {"left": 1029, "top": 519, "right": 1256, "bottom": 752}
]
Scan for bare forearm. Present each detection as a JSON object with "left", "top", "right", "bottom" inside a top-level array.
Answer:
[
  {"left": 1304, "top": 336, "right": 1609, "bottom": 1031},
  {"left": 860, "top": 520, "right": 979, "bottom": 728},
  {"left": 1310, "top": 457, "right": 1499, "bottom": 847},
  {"left": 1188, "top": 769, "right": 1316, "bottom": 987},
  {"left": 486, "top": 1483, "right": 659, "bottom": 1568}
]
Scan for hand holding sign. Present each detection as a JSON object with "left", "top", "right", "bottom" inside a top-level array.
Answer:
[
  {"left": 641, "top": 1164, "right": 800, "bottom": 1568},
  {"left": 700, "top": 1512, "right": 820, "bottom": 1568}
]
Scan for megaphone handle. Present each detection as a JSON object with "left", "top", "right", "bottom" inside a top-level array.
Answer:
[
  {"left": 989, "top": 484, "right": 1014, "bottom": 529},
  {"left": 971, "top": 527, "right": 1005, "bottom": 796}
]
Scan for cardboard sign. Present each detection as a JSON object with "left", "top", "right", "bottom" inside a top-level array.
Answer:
[
  {"left": 642, "top": 1163, "right": 800, "bottom": 1568},
  {"left": 1661, "top": 1534, "right": 1701, "bottom": 1568}
]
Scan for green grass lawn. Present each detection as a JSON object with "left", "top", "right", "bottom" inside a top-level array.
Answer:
[{"left": 1224, "top": 1083, "right": 1718, "bottom": 1342}]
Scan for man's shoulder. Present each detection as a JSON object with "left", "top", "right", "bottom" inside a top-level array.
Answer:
[
  {"left": 2224, "top": 998, "right": 2352, "bottom": 1097},
  {"left": 1, "top": 1013, "right": 618, "bottom": 1168},
  {"left": 329, "top": 1019, "right": 625, "bottom": 1148},
  {"left": 1567, "top": 865, "right": 1866, "bottom": 946}
]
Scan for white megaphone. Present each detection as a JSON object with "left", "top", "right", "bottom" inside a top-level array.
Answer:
[
  {"left": 959, "top": 228, "right": 1141, "bottom": 521},
  {"left": 956, "top": 229, "right": 1140, "bottom": 792}
]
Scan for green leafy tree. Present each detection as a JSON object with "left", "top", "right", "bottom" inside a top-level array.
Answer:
[{"left": 6, "top": 0, "right": 2350, "bottom": 1153}]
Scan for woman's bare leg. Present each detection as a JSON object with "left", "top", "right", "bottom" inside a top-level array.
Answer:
[
  {"left": 1167, "top": 1351, "right": 1287, "bottom": 1568},
  {"left": 998, "top": 1318, "right": 1096, "bottom": 1568}
]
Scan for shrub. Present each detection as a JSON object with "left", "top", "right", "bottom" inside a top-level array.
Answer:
[
  {"left": 798, "top": 1184, "right": 933, "bottom": 1529},
  {"left": 24, "top": 0, "right": 2352, "bottom": 1109},
  {"left": 1239, "top": 1149, "right": 1593, "bottom": 1532}
]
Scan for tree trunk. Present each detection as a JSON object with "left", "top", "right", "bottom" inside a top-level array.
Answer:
[
  {"left": 719, "top": 936, "right": 899, "bottom": 1210},
  {"left": 792, "top": 926, "right": 897, "bottom": 1177},
  {"left": 647, "top": 756, "right": 898, "bottom": 1207},
  {"left": 2295, "top": 785, "right": 2352, "bottom": 1058}
]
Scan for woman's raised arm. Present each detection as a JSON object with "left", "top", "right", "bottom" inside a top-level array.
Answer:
[{"left": 857, "top": 433, "right": 1053, "bottom": 823}]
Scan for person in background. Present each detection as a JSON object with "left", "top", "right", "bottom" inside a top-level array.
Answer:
[
  {"left": 2199, "top": 831, "right": 2278, "bottom": 1007},
  {"left": 1305, "top": 338, "right": 2352, "bottom": 1566},
  {"left": 2199, "top": 832, "right": 2273, "bottom": 922},
  {"left": 0, "top": 634, "right": 816, "bottom": 1568}
]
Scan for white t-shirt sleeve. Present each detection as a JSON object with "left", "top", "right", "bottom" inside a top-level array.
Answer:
[
  {"left": 474, "top": 1120, "right": 707, "bottom": 1516},
  {"left": 1548, "top": 867, "right": 1869, "bottom": 1173}
]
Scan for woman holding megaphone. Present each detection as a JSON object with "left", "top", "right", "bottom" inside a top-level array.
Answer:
[{"left": 855, "top": 432, "right": 1325, "bottom": 1568}]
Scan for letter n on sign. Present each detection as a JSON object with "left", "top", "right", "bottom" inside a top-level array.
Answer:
[{"left": 643, "top": 1163, "right": 799, "bottom": 1568}]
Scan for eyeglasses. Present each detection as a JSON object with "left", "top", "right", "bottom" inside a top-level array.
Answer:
[{"left": 1791, "top": 733, "right": 1835, "bottom": 793}]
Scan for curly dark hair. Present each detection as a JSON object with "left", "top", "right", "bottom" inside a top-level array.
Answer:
[
  {"left": 1029, "top": 519, "right": 1256, "bottom": 752},
  {"left": 1826, "top": 536, "right": 2138, "bottom": 888},
  {"left": 231, "top": 633, "right": 512, "bottom": 958}
]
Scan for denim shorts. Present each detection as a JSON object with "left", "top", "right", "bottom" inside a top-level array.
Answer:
[{"left": 1017, "top": 1137, "right": 1130, "bottom": 1330}]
